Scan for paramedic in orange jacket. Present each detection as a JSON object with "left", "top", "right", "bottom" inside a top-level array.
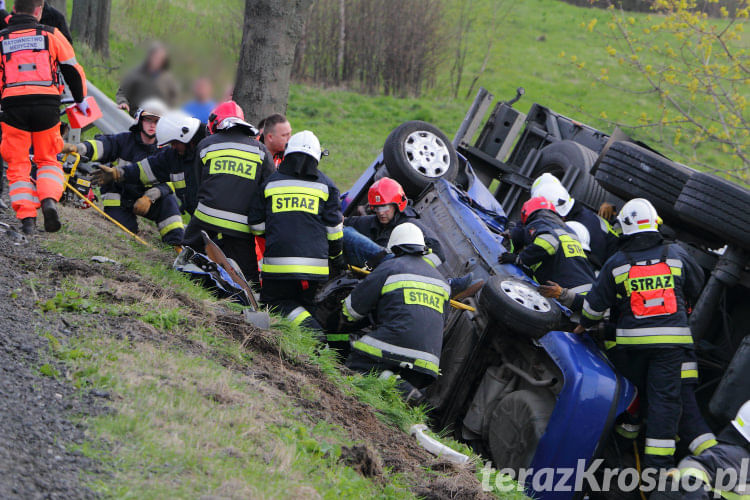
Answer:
[{"left": 0, "top": 0, "right": 87, "bottom": 234}]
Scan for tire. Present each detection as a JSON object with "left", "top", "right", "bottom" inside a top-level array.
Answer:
[
  {"left": 478, "top": 274, "right": 561, "bottom": 339},
  {"left": 674, "top": 172, "right": 750, "bottom": 249},
  {"left": 487, "top": 389, "right": 555, "bottom": 470},
  {"left": 533, "top": 140, "right": 619, "bottom": 211},
  {"left": 595, "top": 141, "right": 694, "bottom": 223},
  {"left": 382, "top": 121, "right": 458, "bottom": 197}
]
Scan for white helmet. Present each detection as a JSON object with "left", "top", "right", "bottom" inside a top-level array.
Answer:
[
  {"left": 285, "top": 130, "right": 322, "bottom": 161},
  {"left": 535, "top": 182, "right": 575, "bottom": 217},
  {"left": 732, "top": 400, "right": 750, "bottom": 443},
  {"left": 134, "top": 98, "right": 168, "bottom": 123},
  {"left": 387, "top": 222, "right": 425, "bottom": 252},
  {"left": 530, "top": 173, "right": 563, "bottom": 198},
  {"left": 156, "top": 110, "right": 201, "bottom": 146},
  {"left": 617, "top": 198, "right": 661, "bottom": 235},
  {"left": 566, "top": 221, "right": 591, "bottom": 252}
]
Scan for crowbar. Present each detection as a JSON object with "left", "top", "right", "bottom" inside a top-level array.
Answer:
[
  {"left": 64, "top": 179, "right": 151, "bottom": 247},
  {"left": 348, "top": 265, "right": 476, "bottom": 312}
]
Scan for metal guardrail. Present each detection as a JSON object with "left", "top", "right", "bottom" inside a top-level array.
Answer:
[{"left": 87, "top": 82, "right": 132, "bottom": 135}]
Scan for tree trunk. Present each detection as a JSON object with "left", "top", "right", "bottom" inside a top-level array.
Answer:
[
  {"left": 336, "top": 0, "right": 345, "bottom": 84},
  {"left": 47, "top": 0, "right": 67, "bottom": 16},
  {"left": 70, "top": 0, "right": 111, "bottom": 56},
  {"left": 234, "top": 0, "right": 314, "bottom": 123}
]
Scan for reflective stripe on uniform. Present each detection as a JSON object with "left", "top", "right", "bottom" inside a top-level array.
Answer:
[
  {"left": 5, "top": 80, "right": 54, "bottom": 87},
  {"left": 423, "top": 252, "right": 442, "bottom": 267},
  {"left": 262, "top": 256, "right": 329, "bottom": 275},
  {"left": 249, "top": 222, "right": 265, "bottom": 235},
  {"left": 381, "top": 273, "right": 450, "bottom": 297},
  {"left": 200, "top": 142, "right": 264, "bottom": 158},
  {"left": 351, "top": 335, "right": 440, "bottom": 375},
  {"left": 644, "top": 438, "right": 676, "bottom": 456},
  {"left": 615, "top": 326, "right": 693, "bottom": 345},
  {"left": 157, "top": 215, "right": 184, "bottom": 236},
  {"left": 689, "top": 433, "right": 718, "bottom": 455},
  {"left": 37, "top": 165, "right": 63, "bottom": 184},
  {"left": 138, "top": 159, "right": 158, "bottom": 185},
  {"left": 9, "top": 192, "right": 39, "bottom": 203},
  {"left": 264, "top": 179, "right": 329, "bottom": 200},
  {"left": 287, "top": 306, "right": 311, "bottom": 327},
  {"left": 326, "top": 222, "right": 344, "bottom": 241},
  {"left": 327, "top": 333, "right": 350, "bottom": 342},
  {"left": 59, "top": 56, "right": 77, "bottom": 66},
  {"left": 195, "top": 202, "right": 249, "bottom": 233},
  {"left": 342, "top": 295, "right": 364, "bottom": 321},
  {"left": 170, "top": 172, "right": 186, "bottom": 190},
  {"left": 569, "top": 283, "right": 592, "bottom": 294},
  {"left": 534, "top": 233, "right": 559, "bottom": 255},
  {"left": 582, "top": 299, "right": 605, "bottom": 321},
  {"left": 86, "top": 139, "right": 103, "bottom": 161},
  {"left": 681, "top": 361, "right": 699, "bottom": 380},
  {"left": 615, "top": 422, "right": 641, "bottom": 439},
  {"left": 101, "top": 192, "right": 121, "bottom": 207}
]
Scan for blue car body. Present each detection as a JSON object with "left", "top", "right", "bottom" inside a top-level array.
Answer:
[{"left": 342, "top": 154, "right": 636, "bottom": 500}]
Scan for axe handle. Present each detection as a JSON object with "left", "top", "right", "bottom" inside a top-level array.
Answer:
[{"left": 201, "top": 231, "right": 259, "bottom": 310}]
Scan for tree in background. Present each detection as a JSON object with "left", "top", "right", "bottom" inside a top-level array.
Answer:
[
  {"left": 70, "top": 0, "right": 111, "bottom": 56},
  {"left": 575, "top": 0, "right": 748, "bottom": 179},
  {"left": 235, "top": 0, "right": 313, "bottom": 123},
  {"left": 47, "top": 0, "right": 67, "bottom": 15}
]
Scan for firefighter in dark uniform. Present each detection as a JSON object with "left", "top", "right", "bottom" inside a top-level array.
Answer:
[
  {"left": 500, "top": 196, "right": 595, "bottom": 312},
  {"left": 576, "top": 198, "right": 705, "bottom": 472},
  {"left": 341, "top": 222, "right": 450, "bottom": 402},
  {"left": 343, "top": 177, "right": 445, "bottom": 268},
  {"left": 532, "top": 174, "right": 619, "bottom": 270},
  {"left": 63, "top": 99, "right": 185, "bottom": 245},
  {"left": 93, "top": 110, "right": 207, "bottom": 217},
  {"left": 652, "top": 400, "right": 750, "bottom": 500},
  {"left": 182, "top": 101, "right": 274, "bottom": 285},
  {"left": 248, "top": 130, "right": 344, "bottom": 330}
]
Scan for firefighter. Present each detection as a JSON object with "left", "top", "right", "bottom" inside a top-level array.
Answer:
[
  {"left": 92, "top": 110, "right": 207, "bottom": 216},
  {"left": 62, "top": 99, "right": 184, "bottom": 245},
  {"left": 0, "top": 0, "right": 87, "bottom": 234},
  {"left": 575, "top": 198, "right": 705, "bottom": 473},
  {"left": 533, "top": 178, "right": 619, "bottom": 269},
  {"left": 344, "top": 177, "right": 445, "bottom": 268},
  {"left": 651, "top": 400, "right": 750, "bottom": 499},
  {"left": 247, "top": 130, "right": 344, "bottom": 330},
  {"left": 182, "top": 101, "right": 274, "bottom": 285},
  {"left": 341, "top": 222, "right": 450, "bottom": 402},
  {"left": 679, "top": 350, "right": 718, "bottom": 457},
  {"left": 500, "top": 196, "right": 595, "bottom": 312}
]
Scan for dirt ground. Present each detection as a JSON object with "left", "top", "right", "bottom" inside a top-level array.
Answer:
[{"left": 0, "top": 195, "right": 493, "bottom": 498}]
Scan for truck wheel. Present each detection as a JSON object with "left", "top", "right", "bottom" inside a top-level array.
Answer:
[
  {"left": 674, "top": 172, "right": 750, "bottom": 249},
  {"left": 479, "top": 274, "right": 561, "bottom": 339},
  {"left": 383, "top": 121, "right": 458, "bottom": 197},
  {"left": 533, "top": 140, "right": 619, "bottom": 211},
  {"left": 594, "top": 141, "right": 694, "bottom": 224},
  {"left": 487, "top": 389, "right": 555, "bottom": 470}
]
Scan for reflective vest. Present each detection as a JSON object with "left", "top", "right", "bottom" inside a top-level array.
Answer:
[
  {"left": 0, "top": 24, "right": 58, "bottom": 97},
  {"left": 624, "top": 247, "right": 678, "bottom": 318}
]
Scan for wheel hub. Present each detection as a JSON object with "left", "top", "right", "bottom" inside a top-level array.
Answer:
[
  {"left": 499, "top": 280, "right": 552, "bottom": 312},
  {"left": 403, "top": 130, "right": 450, "bottom": 178}
]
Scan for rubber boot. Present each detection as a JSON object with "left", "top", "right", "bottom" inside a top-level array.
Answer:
[
  {"left": 41, "top": 198, "right": 61, "bottom": 233},
  {"left": 21, "top": 217, "right": 36, "bottom": 235}
]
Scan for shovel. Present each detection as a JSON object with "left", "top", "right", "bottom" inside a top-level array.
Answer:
[{"left": 200, "top": 231, "right": 270, "bottom": 329}]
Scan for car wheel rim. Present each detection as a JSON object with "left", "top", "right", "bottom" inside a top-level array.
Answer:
[
  {"left": 403, "top": 130, "right": 451, "bottom": 178},
  {"left": 499, "top": 280, "right": 552, "bottom": 313}
]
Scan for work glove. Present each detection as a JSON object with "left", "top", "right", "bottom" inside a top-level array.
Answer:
[
  {"left": 329, "top": 253, "right": 347, "bottom": 276},
  {"left": 538, "top": 281, "right": 563, "bottom": 299},
  {"left": 76, "top": 99, "right": 90, "bottom": 116},
  {"left": 61, "top": 143, "right": 85, "bottom": 155},
  {"left": 92, "top": 164, "right": 124, "bottom": 186},
  {"left": 363, "top": 249, "right": 388, "bottom": 271},
  {"left": 132, "top": 196, "right": 152, "bottom": 216},
  {"left": 498, "top": 252, "right": 518, "bottom": 265},
  {"left": 598, "top": 202, "right": 617, "bottom": 221}
]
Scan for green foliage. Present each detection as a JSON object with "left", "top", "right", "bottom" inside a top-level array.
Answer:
[
  {"left": 39, "top": 363, "right": 60, "bottom": 378},
  {"left": 40, "top": 290, "right": 99, "bottom": 313}
]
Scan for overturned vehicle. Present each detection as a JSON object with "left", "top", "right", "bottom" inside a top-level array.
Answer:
[{"left": 315, "top": 88, "right": 750, "bottom": 499}]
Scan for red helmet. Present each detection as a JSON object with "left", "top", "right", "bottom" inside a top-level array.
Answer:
[
  {"left": 207, "top": 101, "right": 257, "bottom": 135},
  {"left": 521, "top": 196, "right": 557, "bottom": 224},
  {"left": 368, "top": 177, "right": 407, "bottom": 212}
]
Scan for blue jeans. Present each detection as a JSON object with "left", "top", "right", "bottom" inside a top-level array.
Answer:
[{"left": 343, "top": 226, "right": 389, "bottom": 267}]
